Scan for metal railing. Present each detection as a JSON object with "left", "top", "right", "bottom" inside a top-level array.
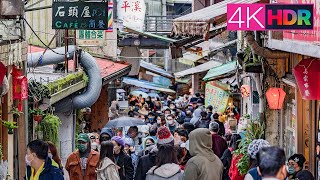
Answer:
[{"left": 144, "top": 15, "right": 180, "bottom": 34}]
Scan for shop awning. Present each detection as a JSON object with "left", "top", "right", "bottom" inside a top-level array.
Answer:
[
  {"left": 172, "top": 0, "right": 264, "bottom": 38},
  {"left": 123, "top": 77, "right": 176, "bottom": 93},
  {"left": 140, "top": 60, "right": 174, "bottom": 78},
  {"left": 174, "top": 60, "right": 222, "bottom": 78},
  {"left": 179, "top": 52, "right": 203, "bottom": 65},
  {"left": 175, "top": 76, "right": 191, "bottom": 84},
  {"left": 203, "top": 61, "right": 238, "bottom": 81}
]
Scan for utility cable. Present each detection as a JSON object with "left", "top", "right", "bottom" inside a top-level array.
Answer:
[{"left": 23, "top": 18, "right": 67, "bottom": 56}]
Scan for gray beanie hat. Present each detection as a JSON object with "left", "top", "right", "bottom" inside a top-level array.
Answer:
[{"left": 247, "top": 139, "right": 270, "bottom": 159}]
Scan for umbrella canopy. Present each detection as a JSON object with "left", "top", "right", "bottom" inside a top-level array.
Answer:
[
  {"left": 130, "top": 90, "right": 149, "bottom": 98},
  {"left": 105, "top": 117, "right": 145, "bottom": 128},
  {"left": 148, "top": 92, "right": 160, "bottom": 98}
]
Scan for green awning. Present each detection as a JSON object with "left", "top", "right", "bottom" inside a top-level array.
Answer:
[
  {"left": 203, "top": 61, "right": 238, "bottom": 81},
  {"left": 178, "top": 52, "right": 203, "bottom": 65}
]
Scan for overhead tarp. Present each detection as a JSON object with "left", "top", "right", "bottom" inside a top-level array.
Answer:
[
  {"left": 179, "top": 52, "right": 203, "bottom": 65},
  {"left": 174, "top": 60, "right": 222, "bottom": 78},
  {"left": 123, "top": 77, "right": 176, "bottom": 93},
  {"left": 203, "top": 61, "right": 238, "bottom": 81},
  {"left": 140, "top": 60, "right": 173, "bottom": 78},
  {"left": 172, "top": 0, "right": 263, "bottom": 38},
  {"left": 176, "top": 76, "right": 191, "bottom": 84}
]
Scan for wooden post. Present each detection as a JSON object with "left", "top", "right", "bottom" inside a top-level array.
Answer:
[{"left": 90, "top": 85, "right": 109, "bottom": 130}]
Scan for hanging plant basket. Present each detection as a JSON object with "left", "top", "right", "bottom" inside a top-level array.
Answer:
[
  {"left": 7, "top": 128, "right": 14, "bottom": 135},
  {"left": 33, "top": 115, "right": 43, "bottom": 122},
  {"left": 244, "top": 63, "right": 263, "bottom": 73}
]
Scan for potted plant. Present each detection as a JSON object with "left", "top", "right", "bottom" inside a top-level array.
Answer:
[
  {"left": 10, "top": 107, "right": 23, "bottom": 119},
  {"left": 2, "top": 120, "right": 18, "bottom": 134},
  {"left": 30, "top": 108, "right": 45, "bottom": 122},
  {"left": 0, "top": 143, "right": 8, "bottom": 180},
  {"left": 35, "top": 114, "right": 61, "bottom": 145},
  {"left": 241, "top": 46, "right": 263, "bottom": 73}
]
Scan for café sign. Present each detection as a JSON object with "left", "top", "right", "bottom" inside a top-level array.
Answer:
[{"left": 52, "top": 2, "right": 108, "bottom": 30}]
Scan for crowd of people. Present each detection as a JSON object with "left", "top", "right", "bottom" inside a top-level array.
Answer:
[{"left": 24, "top": 93, "right": 315, "bottom": 180}]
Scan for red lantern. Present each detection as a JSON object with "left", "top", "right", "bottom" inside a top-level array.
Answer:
[
  {"left": 13, "top": 76, "right": 28, "bottom": 100},
  {"left": 266, "top": 88, "right": 286, "bottom": 110},
  {"left": 293, "top": 58, "right": 320, "bottom": 100},
  {"left": 240, "top": 85, "right": 250, "bottom": 97}
]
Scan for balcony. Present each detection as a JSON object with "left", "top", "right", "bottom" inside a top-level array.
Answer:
[{"left": 144, "top": 15, "right": 180, "bottom": 34}]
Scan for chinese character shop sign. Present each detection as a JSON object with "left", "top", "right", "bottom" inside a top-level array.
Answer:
[
  {"left": 52, "top": 2, "right": 108, "bottom": 30},
  {"left": 117, "top": 0, "right": 146, "bottom": 31},
  {"left": 293, "top": 59, "right": 320, "bottom": 100}
]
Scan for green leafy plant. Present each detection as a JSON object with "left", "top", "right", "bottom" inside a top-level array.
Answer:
[
  {"left": 2, "top": 120, "right": 18, "bottom": 134},
  {"left": 233, "top": 120, "right": 265, "bottom": 175},
  {"left": 2, "top": 120, "right": 18, "bottom": 129},
  {"left": 10, "top": 107, "right": 23, "bottom": 119},
  {"left": 35, "top": 114, "right": 61, "bottom": 146},
  {"left": 46, "top": 71, "right": 87, "bottom": 94},
  {"left": 243, "top": 114, "right": 250, "bottom": 119},
  {"left": 29, "top": 108, "right": 45, "bottom": 115}
]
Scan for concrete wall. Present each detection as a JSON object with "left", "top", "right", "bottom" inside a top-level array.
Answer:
[{"left": 55, "top": 112, "right": 74, "bottom": 164}]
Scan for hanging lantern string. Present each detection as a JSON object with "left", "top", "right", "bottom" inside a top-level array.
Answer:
[{"left": 298, "top": 59, "right": 316, "bottom": 70}]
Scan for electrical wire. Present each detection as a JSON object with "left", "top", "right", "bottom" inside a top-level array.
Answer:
[{"left": 23, "top": 18, "right": 66, "bottom": 56}]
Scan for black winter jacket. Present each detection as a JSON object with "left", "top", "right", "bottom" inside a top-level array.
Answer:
[
  {"left": 115, "top": 151, "right": 134, "bottom": 180},
  {"left": 134, "top": 147, "right": 157, "bottom": 180}
]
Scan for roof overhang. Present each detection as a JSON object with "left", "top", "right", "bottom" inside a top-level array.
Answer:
[{"left": 171, "top": 0, "right": 267, "bottom": 38}]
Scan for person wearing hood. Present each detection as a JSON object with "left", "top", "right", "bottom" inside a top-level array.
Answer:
[
  {"left": 66, "top": 133, "right": 100, "bottom": 180},
  {"left": 96, "top": 141, "right": 120, "bottom": 180},
  {"left": 287, "top": 154, "right": 306, "bottom": 179},
  {"left": 190, "top": 109, "right": 202, "bottom": 125},
  {"left": 184, "top": 128, "right": 223, "bottom": 180},
  {"left": 100, "top": 128, "right": 113, "bottom": 143},
  {"left": 111, "top": 136, "right": 134, "bottom": 180},
  {"left": 135, "top": 126, "right": 174, "bottom": 180},
  {"left": 146, "top": 144, "right": 184, "bottom": 180}
]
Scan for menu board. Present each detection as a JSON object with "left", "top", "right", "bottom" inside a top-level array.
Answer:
[{"left": 205, "top": 81, "right": 230, "bottom": 112}]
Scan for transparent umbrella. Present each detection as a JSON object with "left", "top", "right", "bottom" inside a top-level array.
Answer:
[{"left": 104, "top": 117, "right": 145, "bottom": 128}]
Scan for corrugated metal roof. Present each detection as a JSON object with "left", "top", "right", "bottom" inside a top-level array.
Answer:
[
  {"left": 174, "top": 60, "right": 222, "bottom": 78},
  {"left": 140, "top": 60, "right": 174, "bottom": 78},
  {"left": 203, "top": 61, "right": 238, "bottom": 81},
  {"left": 123, "top": 77, "right": 176, "bottom": 93},
  {"left": 125, "top": 27, "right": 177, "bottom": 43},
  {"left": 178, "top": 52, "right": 203, "bottom": 65}
]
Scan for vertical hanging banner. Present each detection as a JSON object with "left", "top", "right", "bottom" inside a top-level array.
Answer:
[
  {"left": 106, "top": 1, "right": 113, "bottom": 32},
  {"left": 117, "top": 0, "right": 146, "bottom": 31},
  {"left": 205, "top": 81, "right": 230, "bottom": 112}
]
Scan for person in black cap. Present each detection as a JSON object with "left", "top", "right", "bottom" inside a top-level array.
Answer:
[{"left": 287, "top": 153, "right": 306, "bottom": 179}]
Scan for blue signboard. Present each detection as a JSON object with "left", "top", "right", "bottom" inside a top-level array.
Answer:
[{"left": 52, "top": 2, "right": 108, "bottom": 30}]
